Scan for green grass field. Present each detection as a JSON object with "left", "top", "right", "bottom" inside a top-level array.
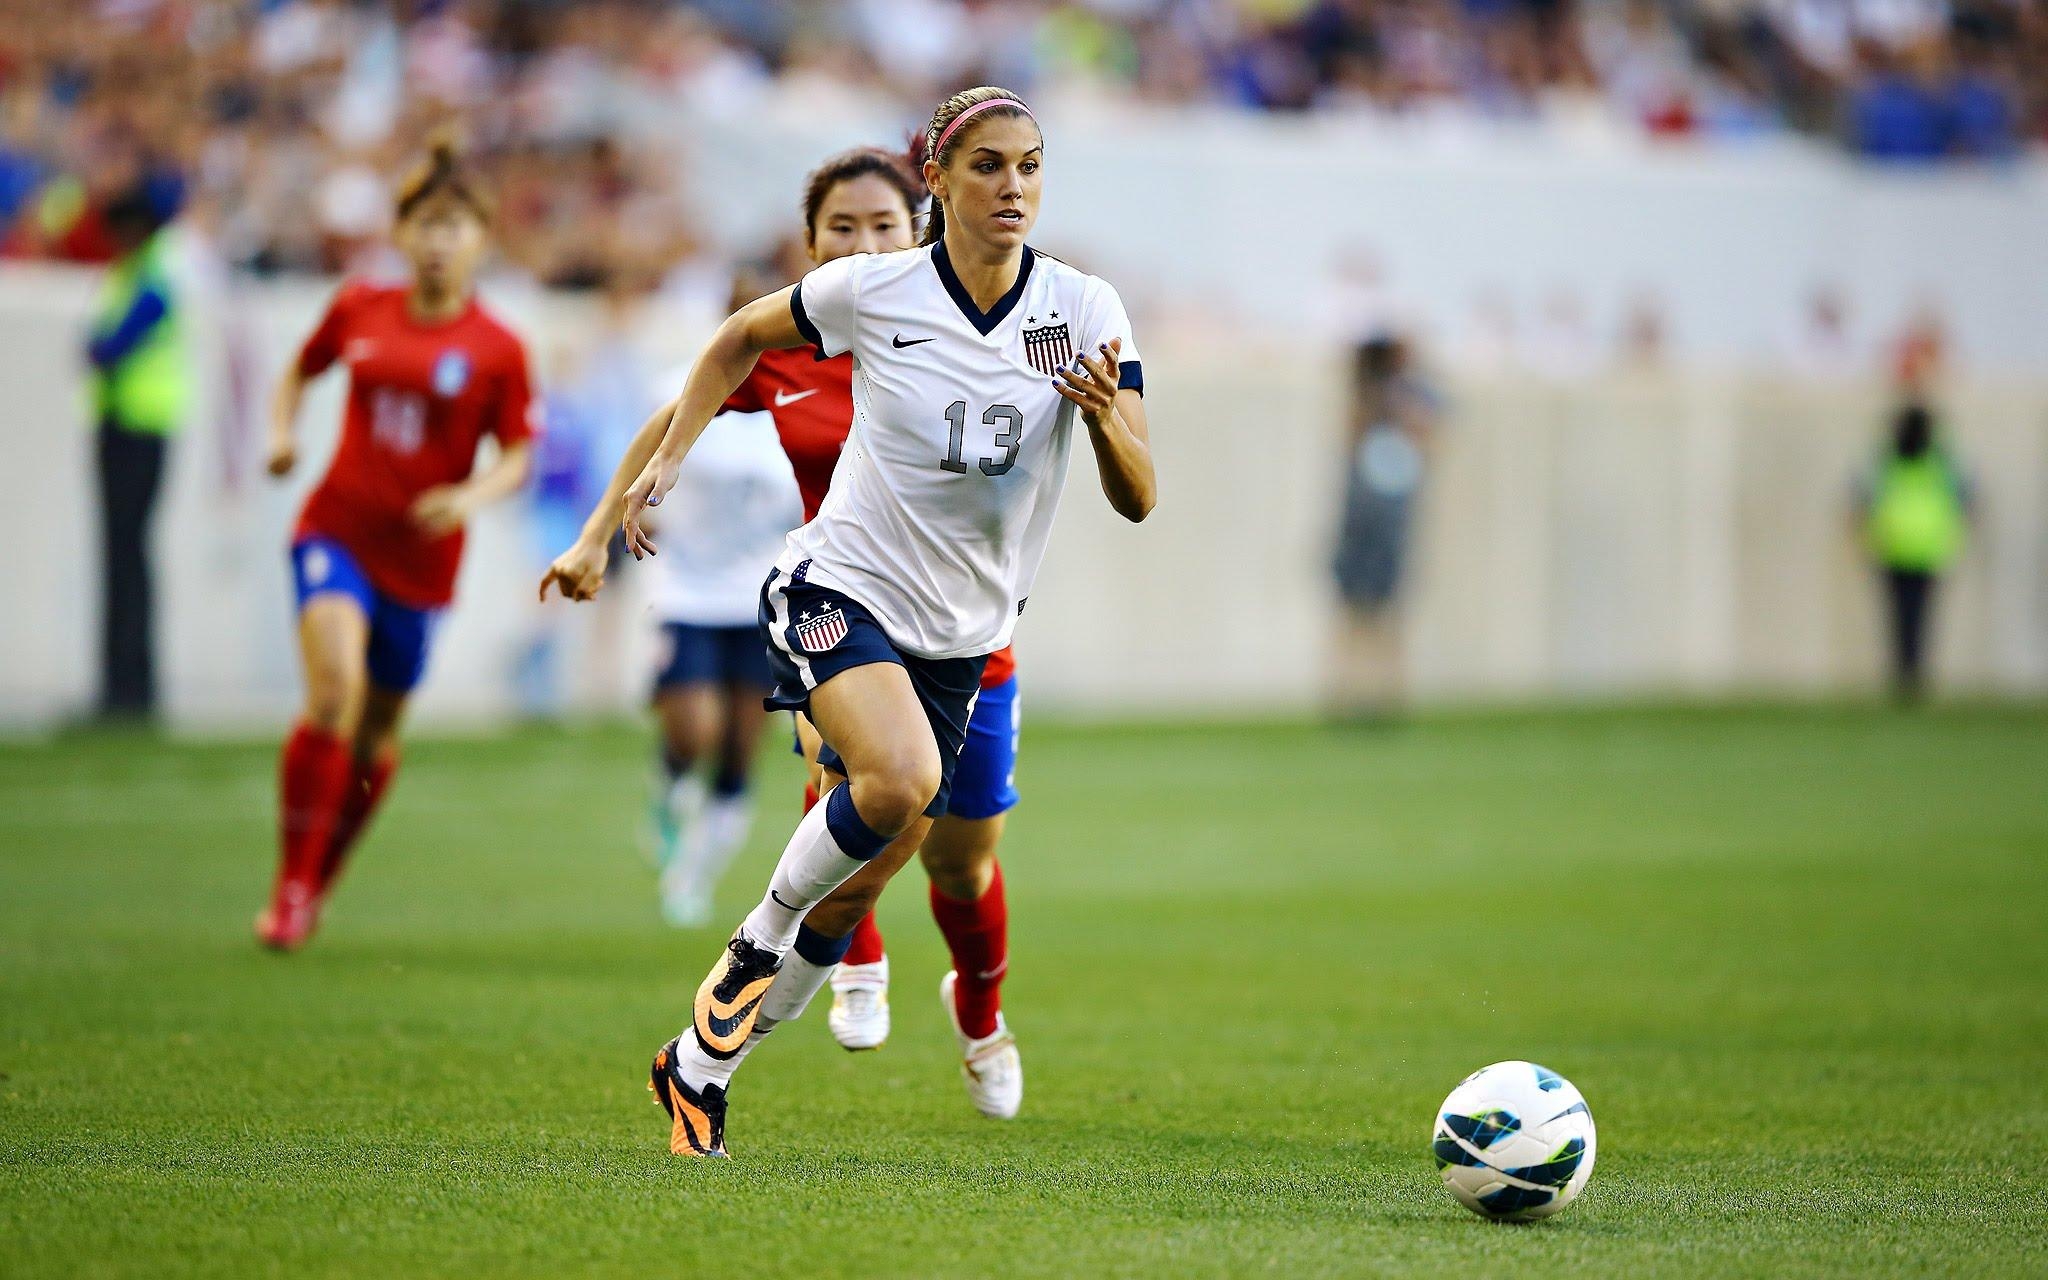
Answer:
[{"left": 3, "top": 705, "right": 2046, "bottom": 1277}]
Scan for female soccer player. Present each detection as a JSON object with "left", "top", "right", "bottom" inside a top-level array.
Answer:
[
  {"left": 544, "top": 144, "right": 1035, "bottom": 1118},
  {"left": 568, "top": 85, "right": 1154, "bottom": 1157},
  {"left": 257, "top": 139, "right": 535, "bottom": 950}
]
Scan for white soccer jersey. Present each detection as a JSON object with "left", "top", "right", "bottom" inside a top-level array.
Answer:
[
  {"left": 651, "top": 404, "right": 804, "bottom": 627},
  {"left": 784, "top": 243, "right": 1143, "bottom": 659}
]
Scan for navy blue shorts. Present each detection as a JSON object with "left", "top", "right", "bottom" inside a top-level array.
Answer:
[
  {"left": 760, "top": 566, "right": 986, "bottom": 819},
  {"left": 291, "top": 537, "right": 440, "bottom": 693},
  {"left": 654, "top": 621, "right": 774, "bottom": 694}
]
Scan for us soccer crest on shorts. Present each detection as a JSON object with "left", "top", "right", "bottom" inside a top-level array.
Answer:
[
  {"left": 793, "top": 607, "right": 849, "bottom": 653},
  {"left": 1021, "top": 312, "right": 1073, "bottom": 376}
]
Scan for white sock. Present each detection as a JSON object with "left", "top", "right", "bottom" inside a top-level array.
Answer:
[
  {"left": 675, "top": 1023, "right": 774, "bottom": 1092},
  {"left": 738, "top": 784, "right": 892, "bottom": 954},
  {"left": 761, "top": 950, "right": 837, "bottom": 1024}
]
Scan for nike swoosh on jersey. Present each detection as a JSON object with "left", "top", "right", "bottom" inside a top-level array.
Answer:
[
  {"left": 773, "top": 388, "right": 819, "bottom": 406},
  {"left": 892, "top": 334, "right": 936, "bottom": 348}
]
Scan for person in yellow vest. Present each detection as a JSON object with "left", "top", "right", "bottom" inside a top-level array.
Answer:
[
  {"left": 85, "top": 189, "right": 188, "bottom": 719},
  {"left": 1858, "top": 401, "right": 1972, "bottom": 702}
]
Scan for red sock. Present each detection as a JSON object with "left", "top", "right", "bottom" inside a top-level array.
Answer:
[
  {"left": 802, "top": 781, "right": 820, "bottom": 813},
  {"left": 932, "top": 861, "right": 1008, "bottom": 1040},
  {"left": 844, "top": 910, "right": 887, "bottom": 967},
  {"left": 318, "top": 750, "right": 396, "bottom": 894},
  {"left": 277, "top": 723, "right": 353, "bottom": 894}
]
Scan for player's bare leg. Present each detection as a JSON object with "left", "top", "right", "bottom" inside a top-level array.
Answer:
[
  {"left": 654, "top": 662, "right": 937, "bottom": 1156},
  {"left": 923, "top": 815, "right": 1021, "bottom": 1118},
  {"left": 261, "top": 596, "right": 368, "bottom": 950}
]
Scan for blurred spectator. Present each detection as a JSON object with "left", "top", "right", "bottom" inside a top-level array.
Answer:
[
  {"left": 1854, "top": 400, "right": 1972, "bottom": 701},
  {"left": 1328, "top": 332, "right": 1437, "bottom": 720},
  {"left": 0, "top": 0, "right": 2034, "bottom": 289},
  {"left": 85, "top": 187, "right": 187, "bottom": 720}
]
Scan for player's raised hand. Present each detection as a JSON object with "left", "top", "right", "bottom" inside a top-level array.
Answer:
[
  {"left": 621, "top": 454, "right": 681, "bottom": 560},
  {"left": 538, "top": 537, "right": 609, "bottom": 603},
  {"left": 409, "top": 485, "right": 475, "bottom": 536},
  {"left": 1054, "top": 337, "right": 1122, "bottom": 427}
]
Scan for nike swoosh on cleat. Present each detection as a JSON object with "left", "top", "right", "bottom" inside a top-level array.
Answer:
[
  {"left": 892, "top": 334, "right": 935, "bottom": 348},
  {"left": 773, "top": 388, "right": 818, "bottom": 406},
  {"left": 701, "top": 992, "right": 765, "bottom": 1044}
]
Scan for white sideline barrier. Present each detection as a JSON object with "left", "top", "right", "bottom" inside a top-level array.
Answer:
[{"left": 1, "top": 265, "right": 2043, "bottom": 733}]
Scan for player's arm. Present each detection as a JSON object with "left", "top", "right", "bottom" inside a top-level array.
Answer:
[
  {"left": 620, "top": 286, "right": 807, "bottom": 558},
  {"left": 538, "top": 393, "right": 679, "bottom": 601},
  {"left": 540, "top": 287, "right": 806, "bottom": 601},
  {"left": 270, "top": 285, "right": 356, "bottom": 478},
  {"left": 266, "top": 365, "right": 311, "bottom": 477},
  {"left": 1057, "top": 337, "right": 1155, "bottom": 522}
]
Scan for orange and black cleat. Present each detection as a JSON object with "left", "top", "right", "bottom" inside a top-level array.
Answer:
[
  {"left": 649, "top": 1036, "right": 729, "bottom": 1157},
  {"left": 692, "top": 932, "right": 782, "bottom": 1059}
]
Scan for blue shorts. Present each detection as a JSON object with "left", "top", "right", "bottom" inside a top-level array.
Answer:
[
  {"left": 290, "top": 537, "right": 440, "bottom": 693},
  {"left": 761, "top": 565, "right": 986, "bottom": 819},
  {"left": 948, "top": 674, "right": 1020, "bottom": 819},
  {"left": 654, "top": 621, "right": 774, "bottom": 694}
]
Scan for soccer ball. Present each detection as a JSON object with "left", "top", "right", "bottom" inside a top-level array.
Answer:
[{"left": 1432, "top": 1060, "right": 1597, "bottom": 1222}]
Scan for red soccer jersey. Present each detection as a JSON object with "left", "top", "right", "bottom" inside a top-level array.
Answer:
[
  {"left": 730, "top": 344, "right": 1014, "bottom": 688},
  {"left": 722, "top": 346, "right": 855, "bottom": 523},
  {"left": 294, "top": 281, "right": 537, "bottom": 609}
]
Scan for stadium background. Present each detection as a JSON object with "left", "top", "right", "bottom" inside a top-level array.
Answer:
[{"left": 3, "top": 0, "right": 2046, "bottom": 726}]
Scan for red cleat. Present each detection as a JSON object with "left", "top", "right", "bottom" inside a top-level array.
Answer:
[{"left": 255, "top": 877, "right": 321, "bottom": 951}]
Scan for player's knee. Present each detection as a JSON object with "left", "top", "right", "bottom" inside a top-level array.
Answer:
[
  {"left": 302, "top": 671, "right": 363, "bottom": 735},
  {"left": 924, "top": 849, "right": 992, "bottom": 902},
  {"left": 852, "top": 752, "right": 941, "bottom": 833}
]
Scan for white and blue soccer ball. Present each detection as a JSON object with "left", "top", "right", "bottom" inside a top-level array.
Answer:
[{"left": 1432, "top": 1060, "right": 1597, "bottom": 1222}]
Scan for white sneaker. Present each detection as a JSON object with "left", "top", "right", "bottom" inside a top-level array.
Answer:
[
  {"left": 940, "top": 971, "right": 1022, "bottom": 1119},
  {"left": 828, "top": 958, "right": 890, "bottom": 1051}
]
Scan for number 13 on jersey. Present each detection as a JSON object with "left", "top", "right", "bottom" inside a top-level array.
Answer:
[{"left": 940, "top": 401, "right": 1022, "bottom": 477}]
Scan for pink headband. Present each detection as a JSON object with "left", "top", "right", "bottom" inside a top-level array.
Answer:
[{"left": 933, "top": 98, "right": 1034, "bottom": 160}]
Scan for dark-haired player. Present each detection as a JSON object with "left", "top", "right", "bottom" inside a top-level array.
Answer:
[{"left": 257, "top": 139, "right": 536, "bottom": 949}]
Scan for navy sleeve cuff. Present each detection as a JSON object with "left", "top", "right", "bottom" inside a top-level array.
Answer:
[
  {"left": 1118, "top": 359, "right": 1144, "bottom": 395},
  {"left": 789, "top": 284, "right": 829, "bottom": 360}
]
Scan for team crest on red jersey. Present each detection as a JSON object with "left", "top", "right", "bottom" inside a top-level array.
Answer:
[
  {"left": 1021, "top": 312, "right": 1074, "bottom": 376},
  {"left": 794, "top": 607, "right": 849, "bottom": 653}
]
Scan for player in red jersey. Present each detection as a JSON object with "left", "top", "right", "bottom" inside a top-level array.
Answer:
[
  {"left": 256, "top": 138, "right": 537, "bottom": 950},
  {"left": 543, "top": 145, "right": 1025, "bottom": 1117}
]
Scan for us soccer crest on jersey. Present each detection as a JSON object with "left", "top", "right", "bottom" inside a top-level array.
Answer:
[{"left": 1021, "top": 313, "right": 1074, "bottom": 376}]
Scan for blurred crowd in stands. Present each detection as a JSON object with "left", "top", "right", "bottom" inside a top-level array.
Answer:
[{"left": 0, "top": 0, "right": 2039, "bottom": 275}]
